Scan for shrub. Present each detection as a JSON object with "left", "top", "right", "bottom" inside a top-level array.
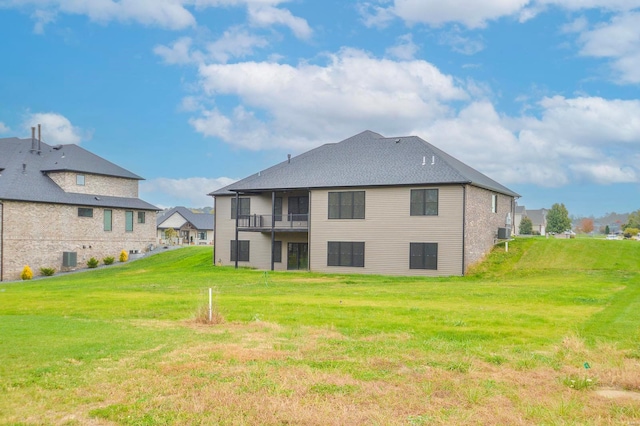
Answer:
[
  {"left": 103, "top": 256, "right": 115, "bottom": 265},
  {"left": 87, "top": 257, "right": 99, "bottom": 268},
  {"left": 119, "top": 250, "right": 128, "bottom": 262},
  {"left": 39, "top": 267, "right": 56, "bottom": 276},
  {"left": 21, "top": 265, "right": 33, "bottom": 280}
]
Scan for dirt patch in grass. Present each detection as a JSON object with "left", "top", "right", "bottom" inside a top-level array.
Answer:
[{"left": 595, "top": 388, "right": 640, "bottom": 401}]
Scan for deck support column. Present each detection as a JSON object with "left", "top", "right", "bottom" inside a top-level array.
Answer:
[
  {"left": 234, "top": 192, "right": 239, "bottom": 269},
  {"left": 270, "top": 191, "right": 275, "bottom": 271}
]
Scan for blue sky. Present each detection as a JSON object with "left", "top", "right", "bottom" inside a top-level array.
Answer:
[{"left": 1, "top": 0, "right": 639, "bottom": 217}]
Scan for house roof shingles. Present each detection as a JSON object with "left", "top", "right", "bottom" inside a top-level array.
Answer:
[
  {"left": 157, "top": 206, "right": 214, "bottom": 230},
  {"left": 0, "top": 137, "right": 157, "bottom": 210},
  {"left": 211, "top": 131, "right": 520, "bottom": 197}
]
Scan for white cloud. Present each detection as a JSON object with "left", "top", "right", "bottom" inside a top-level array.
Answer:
[
  {"left": 154, "top": 29, "right": 270, "bottom": 65},
  {"left": 140, "top": 176, "right": 236, "bottom": 208},
  {"left": 154, "top": 37, "right": 198, "bottom": 65},
  {"left": 205, "top": 27, "right": 270, "bottom": 62},
  {"left": 575, "top": 12, "right": 640, "bottom": 83},
  {"left": 361, "top": 0, "right": 640, "bottom": 29},
  {"left": 22, "top": 112, "right": 86, "bottom": 145},
  {"left": 190, "top": 48, "right": 468, "bottom": 150},
  {"left": 419, "top": 96, "right": 640, "bottom": 187},
  {"left": 385, "top": 33, "right": 419, "bottom": 60},
  {"left": 438, "top": 27, "right": 485, "bottom": 55},
  {"left": 3, "top": 0, "right": 196, "bottom": 32},
  {"left": 0, "top": 122, "right": 10, "bottom": 134},
  {"left": 391, "top": 0, "right": 531, "bottom": 28},
  {"left": 247, "top": 4, "right": 312, "bottom": 39}
]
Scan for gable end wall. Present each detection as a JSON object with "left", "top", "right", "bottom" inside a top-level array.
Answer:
[{"left": 464, "top": 185, "right": 514, "bottom": 270}]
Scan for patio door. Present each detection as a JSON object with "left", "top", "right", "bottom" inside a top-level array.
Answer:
[{"left": 287, "top": 243, "right": 308, "bottom": 270}]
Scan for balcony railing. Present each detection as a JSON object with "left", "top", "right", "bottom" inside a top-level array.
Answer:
[{"left": 237, "top": 214, "right": 309, "bottom": 231}]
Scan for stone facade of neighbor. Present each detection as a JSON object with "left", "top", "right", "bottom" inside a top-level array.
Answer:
[
  {"left": 0, "top": 136, "right": 158, "bottom": 281},
  {"left": 47, "top": 172, "right": 139, "bottom": 198},
  {"left": 2, "top": 201, "right": 156, "bottom": 281}
]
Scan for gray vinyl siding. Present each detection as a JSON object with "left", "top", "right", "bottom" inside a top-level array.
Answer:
[{"left": 309, "top": 185, "right": 464, "bottom": 276}]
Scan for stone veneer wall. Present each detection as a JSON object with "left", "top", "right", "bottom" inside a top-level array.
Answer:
[
  {"left": 47, "top": 172, "right": 138, "bottom": 198},
  {"left": 1, "top": 200, "right": 156, "bottom": 281},
  {"left": 463, "top": 185, "right": 514, "bottom": 271}
]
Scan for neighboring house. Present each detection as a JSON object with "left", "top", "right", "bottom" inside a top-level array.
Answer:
[
  {"left": 0, "top": 133, "right": 158, "bottom": 281},
  {"left": 514, "top": 205, "right": 526, "bottom": 235},
  {"left": 210, "top": 131, "right": 519, "bottom": 276},
  {"left": 157, "top": 206, "right": 214, "bottom": 245},
  {"left": 524, "top": 208, "right": 547, "bottom": 235}
]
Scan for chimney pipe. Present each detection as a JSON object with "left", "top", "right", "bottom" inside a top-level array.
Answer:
[
  {"left": 31, "top": 127, "right": 36, "bottom": 152},
  {"left": 37, "top": 124, "right": 42, "bottom": 153},
  {"left": 287, "top": 154, "right": 291, "bottom": 164}
]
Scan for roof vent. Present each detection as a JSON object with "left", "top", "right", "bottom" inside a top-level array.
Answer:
[
  {"left": 287, "top": 154, "right": 291, "bottom": 164},
  {"left": 395, "top": 139, "right": 400, "bottom": 143},
  {"left": 53, "top": 145, "right": 63, "bottom": 150},
  {"left": 22, "top": 163, "right": 26, "bottom": 174}
]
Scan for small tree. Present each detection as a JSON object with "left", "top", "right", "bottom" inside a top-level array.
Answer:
[
  {"left": 519, "top": 216, "right": 533, "bottom": 235},
  {"left": 546, "top": 203, "right": 571, "bottom": 234},
  {"left": 625, "top": 209, "right": 640, "bottom": 230},
  {"left": 580, "top": 218, "right": 594, "bottom": 234},
  {"left": 164, "top": 228, "right": 177, "bottom": 244},
  {"left": 604, "top": 225, "right": 610, "bottom": 235}
]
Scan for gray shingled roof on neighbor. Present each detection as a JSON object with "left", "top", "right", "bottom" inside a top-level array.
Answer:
[
  {"left": 211, "top": 131, "right": 520, "bottom": 197},
  {"left": 0, "top": 137, "right": 157, "bottom": 210},
  {"left": 525, "top": 209, "right": 547, "bottom": 226},
  {"left": 157, "top": 206, "right": 214, "bottom": 230}
]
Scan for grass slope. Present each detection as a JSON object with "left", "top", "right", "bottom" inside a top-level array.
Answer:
[{"left": 1, "top": 238, "right": 639, "bottom": 425}]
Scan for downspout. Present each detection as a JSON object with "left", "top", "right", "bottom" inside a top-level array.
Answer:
[
  {"left": 270, "top": 191, "right": 275, "bottom": 271},
  {"left": 213, "top": 196, "right": 217, "bottom": 266},
  {"left": 0, "top": 201, "right": 3, "bottom": 282},
  {"left": 461, "top": 185, "right": 466, "bottom": 276},
  {"left": 234, "top": 192, "right": 239, "bottom": 269}
]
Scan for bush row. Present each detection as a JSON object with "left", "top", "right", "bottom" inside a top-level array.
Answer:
[{"left": 20, "top": 250, "right": 131, "bottom": 279}]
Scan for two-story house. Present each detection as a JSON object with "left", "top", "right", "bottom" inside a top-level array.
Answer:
[
  {"left": 0, "top": 133, "right": 158, "bottom": 281},
  {"left": 210, "top": 131, "right": 519, "bottom": 276}
]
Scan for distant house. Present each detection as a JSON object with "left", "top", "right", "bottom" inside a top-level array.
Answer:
[
  {"left": 514, "top": 205, "right": 526, "bottom": 235},
  {"left": 0, "top": 133, "right": 157, "bottom": 281},
  {"left": 210, "top": 131, "right": 519, "bottom": 276},
  {"left": 157, "top": 206, "right": 214, "bottom": 245},
  {"left": 524, "top": 208, "right": 548, "bottom": 235}
]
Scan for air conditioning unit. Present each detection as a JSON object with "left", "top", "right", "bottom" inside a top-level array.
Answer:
[
  {"left": 62, "top": 251, "right": 77, "bottom": 267},
  {"left": 498, "top": 227, "right": 511, "bottom": 239}
]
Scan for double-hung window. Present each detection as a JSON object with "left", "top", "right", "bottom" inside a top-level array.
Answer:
[
  {"left": 125, "top": 211, "right": 134, "bottom": 232},
  {"left": 327, "top": 242, "right": 365, "bottom": 267},
  {"left": 410, "top": 189, "right": 438, "bottom": 216},
  {"left": 328, "top": 191, "right": 365, "bottom": 219},
  {"left": 230, "top": 240, "right": 250, "bottom": 262},
  {"left": 104, "top": 209, "right": 112, "bottom": 231},
  {"left": 410, "top": 243, "right": 438, "bottom": 270},
  {"left": 231, "top": 198, "right": 250, "bottom": 219},
  {"left": 288, "top": 196, "right": 308, "bottom": 221}
]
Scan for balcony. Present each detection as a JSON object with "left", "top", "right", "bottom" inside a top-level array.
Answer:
[{"left": 237, "top": 214, "right": 309, "bottom": 232}]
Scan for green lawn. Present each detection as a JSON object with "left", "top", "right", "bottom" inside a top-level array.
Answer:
[{"left": 1, "top": 238, "right": 639, "bottom": 425}]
